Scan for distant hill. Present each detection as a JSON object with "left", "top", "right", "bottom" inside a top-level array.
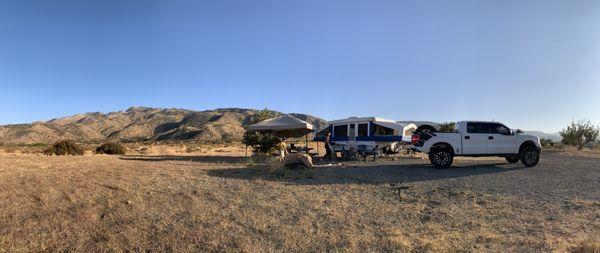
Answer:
[
  {"left": 0, "top": 107, "right": 327, "bottom": 144},
  {"left": 522, "top": 131, "right": 562, "bottom": 142}
]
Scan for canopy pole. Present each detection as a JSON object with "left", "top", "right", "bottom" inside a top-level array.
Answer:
[{"left": 305, "top": 134, "right": 308, "bottom": 150}]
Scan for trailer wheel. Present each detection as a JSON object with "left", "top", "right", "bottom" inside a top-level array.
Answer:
[{"left": 429, "top": 148, "right": 453, "bottom": 168}]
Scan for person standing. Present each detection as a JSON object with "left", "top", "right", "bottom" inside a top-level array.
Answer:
[{"left": 324, "top": 131, "right": 334, "bottom": 162}]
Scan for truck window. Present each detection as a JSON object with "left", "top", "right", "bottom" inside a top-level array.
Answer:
[
  {"left": 333, "top": 125, "right": 348, "bottom": 137},
  {"left": 467, "top": 123, "right": 490, "bottom": 134},
  {"left": 490, "top": 124, "right": 511, "bottom": 135},
  {"left": 357, "top": 123, "right": 368, "bottom": 137}
]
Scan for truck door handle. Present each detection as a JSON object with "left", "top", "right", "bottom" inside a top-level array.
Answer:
[
  {"left": 465, "top": 136, "right": 470, "bottom": 140},
  {"left": 488, "top": 136, "right": 494, "bottom": 140}
]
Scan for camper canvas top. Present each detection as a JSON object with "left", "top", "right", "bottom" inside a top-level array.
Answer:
[{"left": 327, "top": 117, "right": 396, "bottom": 125}]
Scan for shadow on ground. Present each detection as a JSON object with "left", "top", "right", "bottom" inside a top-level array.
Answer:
[
  {"left": 207, "top": 161, "right": 525, "bottom": 185},
  {"left": 120, "top": 155, "right": 250, "bottom": 164},
  {"left": 119, "top": 155, "right": 526, "bottom": 185}
]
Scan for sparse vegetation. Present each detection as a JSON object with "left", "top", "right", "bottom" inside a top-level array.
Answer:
[
  {"left": 540, "top": 138, "right": 555, "bottom": 148},
  {"left": 25, "top": 143, "right": 48, "bottom": 147},
  {"left": 242, "top": 109, "right": 281, "bottom": 153},
  {"left": 439, "top": 122, "right": 456, "bottom": 133},
  {"left": 560, "top": 120, "right": 599, "bottom": 150},
  {"left": 96, "top": 142, "right": 127, "bottom": 155},
  {"left": 571, "top": 237, "right": 600, "bottom": 253},
  {"left": 270, "top": 166, "right": 314, "bottom": 180},
  {"left": 0, "top": 153, "right": 597, "bottom": 251},
  {"left": 43, "top": 140, "right": 84, "bottom": 156}
]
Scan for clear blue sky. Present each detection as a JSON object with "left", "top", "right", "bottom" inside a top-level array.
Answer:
[{"left": 1, "top": 0, "right": 599, "bottom": 132}]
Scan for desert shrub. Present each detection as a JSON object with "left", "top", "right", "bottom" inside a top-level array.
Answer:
[
  {"left": 560, "top": 120, "right": 599, "bottom": 150},
  {"left": 553, "top": 142, "right": 565, "bottom": 150},
  {"left": 243, "top": 109, "right": 282, "bottom": 154},
  {"left": 96, "top": 142, "right": 126, "bottom": 155},
  {"left": 438, "top": 122, "right": 456, "bottom": 133},
  {"left": 540, "top": 138, "right": 555, "bottom": 148},
  {"left": 571, "top": 237, "right": 600, "bottom": 253},
  {"left": 44, "top": 140, "right": 84, "bottom": 156}
]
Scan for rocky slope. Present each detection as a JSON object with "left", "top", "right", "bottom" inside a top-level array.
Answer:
[{"left": 0, "top": 107, "right": 326, "bottom": 144}]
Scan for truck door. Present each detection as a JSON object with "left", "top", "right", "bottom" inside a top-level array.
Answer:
[
  {"left": 463, "top": 122, "right": 490, "bottom": 154},
  {"left": 488, "top": 123, "right": 517, "bottom": 154}
]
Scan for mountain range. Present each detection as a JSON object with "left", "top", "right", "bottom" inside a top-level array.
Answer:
[
  {"left": 0, "top": 107, "right": 562, "bottom": 144},
  {"left": 0, "top": 107, "right": 327, "bottom": 144},
  {"left": 522, "top": 131, "right": 562, "bottom": 142}
]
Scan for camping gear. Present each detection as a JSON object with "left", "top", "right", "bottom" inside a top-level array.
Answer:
[
  {"left": 281, "top": 153, "right": 314, "bottom": 168},
  {"left": 245, "top": 115, "right": 315, "bottom": 156}
]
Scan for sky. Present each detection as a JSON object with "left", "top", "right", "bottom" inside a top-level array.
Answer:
[{"left": 1, "top": 0, "right": 599, "bottom": 132}]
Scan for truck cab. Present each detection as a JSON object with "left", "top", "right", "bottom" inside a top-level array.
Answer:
[{"left": 412, "top": 121, "right": 542, "bottom": 168}]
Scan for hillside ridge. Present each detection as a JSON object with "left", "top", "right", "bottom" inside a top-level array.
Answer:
[{"left": 0, "top": 107, "right": 326, "bottom": 144}]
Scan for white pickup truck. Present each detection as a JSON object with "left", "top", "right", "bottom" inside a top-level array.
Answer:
[{"left": 412, "top": 121, "right": 541, "bottom": 168}]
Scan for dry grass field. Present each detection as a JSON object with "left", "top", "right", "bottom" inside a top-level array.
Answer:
[{"left": 0, "top": 147, "right": 598, "bottom": 252}]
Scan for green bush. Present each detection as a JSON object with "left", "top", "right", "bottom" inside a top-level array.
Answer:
[
  {"left": 560, "top": 120, "right": 599, "bottom": 150},
  {"left": 96, "top": 142, "right": 126, "bottom": 155},
  {"left": 439, "top": 122, "right": 456, "bottom": 133},
  {"left": 243, "top": 109, "right": 281, "bottom": 154},
  {"left": 44, "top": 140, "right": 84, "bottom": 156}
]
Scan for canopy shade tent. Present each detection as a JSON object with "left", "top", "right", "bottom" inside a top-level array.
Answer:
[{"left": 245, "top": 115, "right": 314, "bottom": 138}]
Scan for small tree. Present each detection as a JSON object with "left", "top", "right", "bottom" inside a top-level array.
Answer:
[
  {"left": 44, "top": 140, "right": 84, "bottom": 156},
  {"left": 560, "top": 120, "right": 599, "bottom": 150},
  {"left": 96, "top": 142, "right": 126, "bottom": 155},
  {"left": 438, "top": 122, "right": 456, "bottom": 133},
  {"left": 243, "top": 109, "right": 281, "bottom": 154}
]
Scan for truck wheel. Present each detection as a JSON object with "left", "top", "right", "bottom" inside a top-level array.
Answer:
[
  {"left": 429, "top": 149, "right": 453, "bottom": 168},
  {"left": 505, "top": 155, "right": 519, "bottom": 163},
  {"left": 520, "top": 147, "right": 540, "bottom": 167}
]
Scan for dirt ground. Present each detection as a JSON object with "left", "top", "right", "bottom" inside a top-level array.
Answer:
[{"left": 0, "top": 149, "right": 598, "bottom": 252}]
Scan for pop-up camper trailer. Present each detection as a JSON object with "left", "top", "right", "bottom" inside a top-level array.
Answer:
[
  {"left": 396, "top": 121, "right": 440, "bottom": 133},
  {"left": 314, "top": 117, "right": 417, "bottom": 157}
]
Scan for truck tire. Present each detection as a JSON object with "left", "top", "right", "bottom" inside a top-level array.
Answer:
[
  {"left": 520, "top": 147, "right": 540, "bottom": 167},
  {"left": 505, "top": 155, "right": 519, "bottom": 163},
  {"left": 429, "top": 149, "right": 453, "bottom": 168}
]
